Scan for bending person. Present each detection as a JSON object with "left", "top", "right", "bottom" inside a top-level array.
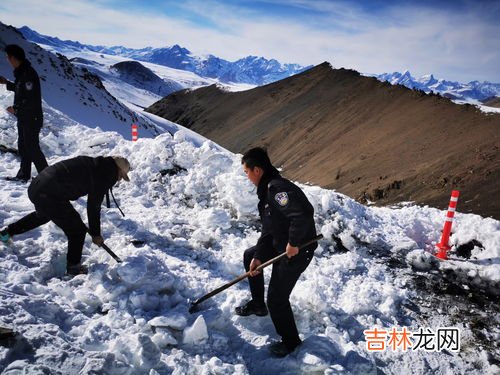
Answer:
[{"left": 0, "top": 156, "right": 131, "bottom": 275}]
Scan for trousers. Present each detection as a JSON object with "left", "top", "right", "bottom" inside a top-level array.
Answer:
[
  {"left": 7, "top": 179, "right": 87, "bottom": 267},
  {"left": 243, "top": 245, "right": 313, "bottom": 348},
  {"left": 16, "top": 118, "right": 48, "bottom": 179}
]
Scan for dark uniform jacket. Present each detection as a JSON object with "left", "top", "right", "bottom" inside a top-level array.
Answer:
[
  {"left": 28, "top": 156, "right": 118, "bottom": 236},
  {"left": 6, "top": 60, "right": 43, "bottom": 126},
  {"left": 254, "top": 168, "right": 317, "bottom": 261}
]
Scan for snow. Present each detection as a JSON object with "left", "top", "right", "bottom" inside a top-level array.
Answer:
[
  {"left": 183, "top": 315, "right": 209, "bottom": 345},
  {"left": 36, "top": 41, "right": 256, "bottom": 107},
  {"left": 0, "top": 74, "right": 499, "bottom": 374},
  {"left": 20, "top": 26, "right": 307, "bottom": 87}
]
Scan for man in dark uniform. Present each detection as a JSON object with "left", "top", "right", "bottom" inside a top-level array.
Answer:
[
  {"left": 235, "top": 147, "right": 318, "bottom": 357},
  {"left": 0, "top": 156, "right": 131, "bottom": 275},
  {"left": 0, "top": 44, "right": 48, "bottom": 182}
]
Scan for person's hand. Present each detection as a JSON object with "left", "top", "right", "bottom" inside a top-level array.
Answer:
[
  {"left": 92, "top": 235, "right": 104, "bottom": 246},
  {"left": 249, "top": 258, "right": 262, "bottom": 277},
  {"left": 6, "top": 106, "right": 15, "bottom": 115},
  {"left": 286, "top": 243, "right": 299, "bottom": 258},
  {"left": 0, "top": 76, "right": 7, "bottom": 84}
]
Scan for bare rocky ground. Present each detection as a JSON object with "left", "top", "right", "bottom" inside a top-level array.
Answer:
[{"left": 146, "top": 63, "right": 500, "bottom": 219}]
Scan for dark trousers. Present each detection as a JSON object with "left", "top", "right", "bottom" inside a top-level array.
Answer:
[
  {"left": 243, "top": 246, "right": 313, "bottom": 348},
  {"left": 7, "top": 184, "right": 87, "bottom": 268},
  {"left": 243, "top": 246, "right": 271, "bottom": 305},
  {"left": 16, "top": 119, "right": 48, "bottom": 179}
]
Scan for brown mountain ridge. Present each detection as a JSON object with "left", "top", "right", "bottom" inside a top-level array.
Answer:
[{"left": 146, "top": 62, "right": 500, "bottom": 219}]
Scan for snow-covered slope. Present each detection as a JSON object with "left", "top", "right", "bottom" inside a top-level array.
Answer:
[
  {"left": 64, "top": 47, "right": 254, "bottom": 112},
  {"left": 110, "top": 61, "right": 183, "bottom": 98},
  {"left": 19, "top": 26, "right": 311, "bottom": 86},
  {"left": 0, "top": 86, "right": 498, "bottom": 374},
  {"left": 0, "top": 22, "right": 168, "bottom": 138}
]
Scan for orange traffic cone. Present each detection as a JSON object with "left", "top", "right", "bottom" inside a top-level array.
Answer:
[
  {"left": 132, "top": 124, "right": 138, "bottom": 141},
  {"left": 435, "top": 190, "right": 460, "bottom": 260}
]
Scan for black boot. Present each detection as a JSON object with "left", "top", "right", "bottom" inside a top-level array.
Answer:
[
  {"left": 235, "top": 300, "right": 268, "bottom": 316},
  {"left": 5, "top": 176, "right": 29, "bottom": 183},
  {"left": 269, "top": 339, "right": 302, "bottom": 357},
  {"left": 66, "top": 263, "right": 88, "bottom": 276}
]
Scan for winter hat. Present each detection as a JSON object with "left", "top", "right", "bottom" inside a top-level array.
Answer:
[{"left": 112, "top": 156, "right": 131, "bottom": 181}]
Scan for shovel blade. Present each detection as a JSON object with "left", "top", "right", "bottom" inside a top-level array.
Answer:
[{"left": 188, "top": 300, "right": 200, "bottom": 314}]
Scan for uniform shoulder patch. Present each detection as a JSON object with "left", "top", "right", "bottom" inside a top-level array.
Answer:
[{"left": 274, "top": 192, "right": 289, "bottom": 207}]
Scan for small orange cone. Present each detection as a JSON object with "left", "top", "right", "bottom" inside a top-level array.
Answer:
[
  {"left": 132, "top": 124, "right": 138, "bottom": 141},
  {"left": 435, "top": 190, "right": 460, "bottom": 260}
]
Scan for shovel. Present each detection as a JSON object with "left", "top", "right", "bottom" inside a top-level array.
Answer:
[
  {"left": 99, "top": 243, "right": 122, "bottom": 263},
  {"left": 189, "top": 234, "right": 323, "bottom": 313},
  {"left": 86, "top": 227, "right": 123, "bottom": 263}
]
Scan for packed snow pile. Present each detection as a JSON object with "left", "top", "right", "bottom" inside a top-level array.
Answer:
[{"left": 0, "top": 91, "right": 499, "bottom": 373}]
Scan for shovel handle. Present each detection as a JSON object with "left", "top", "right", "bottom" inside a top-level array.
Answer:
[
  {"left": 254, "top": 234, "right": 323, "bottom": 273},
  {"left": 86, "top": 226, "right": 123, "bottom": 263},
  {"left": 100, "top": 243, "right": 123, "bottom": 263}
]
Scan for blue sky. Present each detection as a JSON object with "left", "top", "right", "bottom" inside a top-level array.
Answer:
[{"left": 1, "top": 0, "right": 499, "bottom": 82}]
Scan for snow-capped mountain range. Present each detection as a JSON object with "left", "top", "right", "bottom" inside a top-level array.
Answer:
[
  {"left": 20, "top": 26, "right": 500, "bottom": 104},
  {"left": 375, "top": 71, "right": 500, "bottom": 102},
  {"left": 19, "top": 26, "right": 310, "bottom": 86}
]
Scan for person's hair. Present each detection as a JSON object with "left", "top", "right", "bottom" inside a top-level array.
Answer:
[
  {"left": 241, "top": 147, "right": 274, "bottom": 173},
  {"left": 5, "top": 45, "right": 25, "bottom": 62}
]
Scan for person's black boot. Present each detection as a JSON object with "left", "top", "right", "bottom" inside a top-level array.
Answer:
[
  {"left": 235, "top": 300, "right": 268, "bottom": 316},
  {"left": 66, "top": 263, "right": 88, "bottom": 276},
  {"left": 269, "top": 339, "right": 302, "bottom": 357},
  {"left": 5, "top": 176, "right": 29, "bottom": 183}
]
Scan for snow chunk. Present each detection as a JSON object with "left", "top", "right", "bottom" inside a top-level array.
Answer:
[
  {"left": 151, "top": 329, "right": 178, "bottom": 348},
  {"left": 116, "top": 256, "right": 148, "bottom": 284},
  {"left": 148, "top": 314, "right": 187, "bottom": 331},
  {"left": 195, "top": 208, "right": 231, "bottom": 230},
  {"left": 407, "top": 249, "right": 440, "bottom": 271},
  {"left": 182, "top": 315, "right": 209, "bottom": 345},
  {"left": 339, "top": 276, "right": 405, "bottom": 317},
  {"left": 110, "top": 333, "right": 161, "bottom": 371}
]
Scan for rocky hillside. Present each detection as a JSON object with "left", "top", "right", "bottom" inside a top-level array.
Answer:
[
  {"left": 483, "top": 96, "right": 500, "bottom": 108},
  {"left": 146, "top": 62, "right": 500, "bottom": 219}
]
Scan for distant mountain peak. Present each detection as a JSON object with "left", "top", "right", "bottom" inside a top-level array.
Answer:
[
  {"left": 19, "top": 25, "right": 311, "bottom": 86},
  {"left": 170, "top": 44, "right": 191, "bottom": 54}
]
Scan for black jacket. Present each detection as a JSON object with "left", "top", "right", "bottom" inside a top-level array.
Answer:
[
  {"left": 6, "top": 60, "right": 43, "bottom": 124},
  {"left": 28, "top": 156, "right": 119, "bottom": 236},
  {"left": 254, "top": 169, "right": 317, "bottom": 261}
]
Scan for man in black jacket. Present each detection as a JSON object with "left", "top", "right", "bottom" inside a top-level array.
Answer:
[
  {"left": 235, "top": 147, "right": 318, "bottom": 357},
  {"left": 0, "top": 156, "right": 130, "bottom": 275},
  {"left": 0, "top": 44, "right": 48, "bottom": 182}
]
